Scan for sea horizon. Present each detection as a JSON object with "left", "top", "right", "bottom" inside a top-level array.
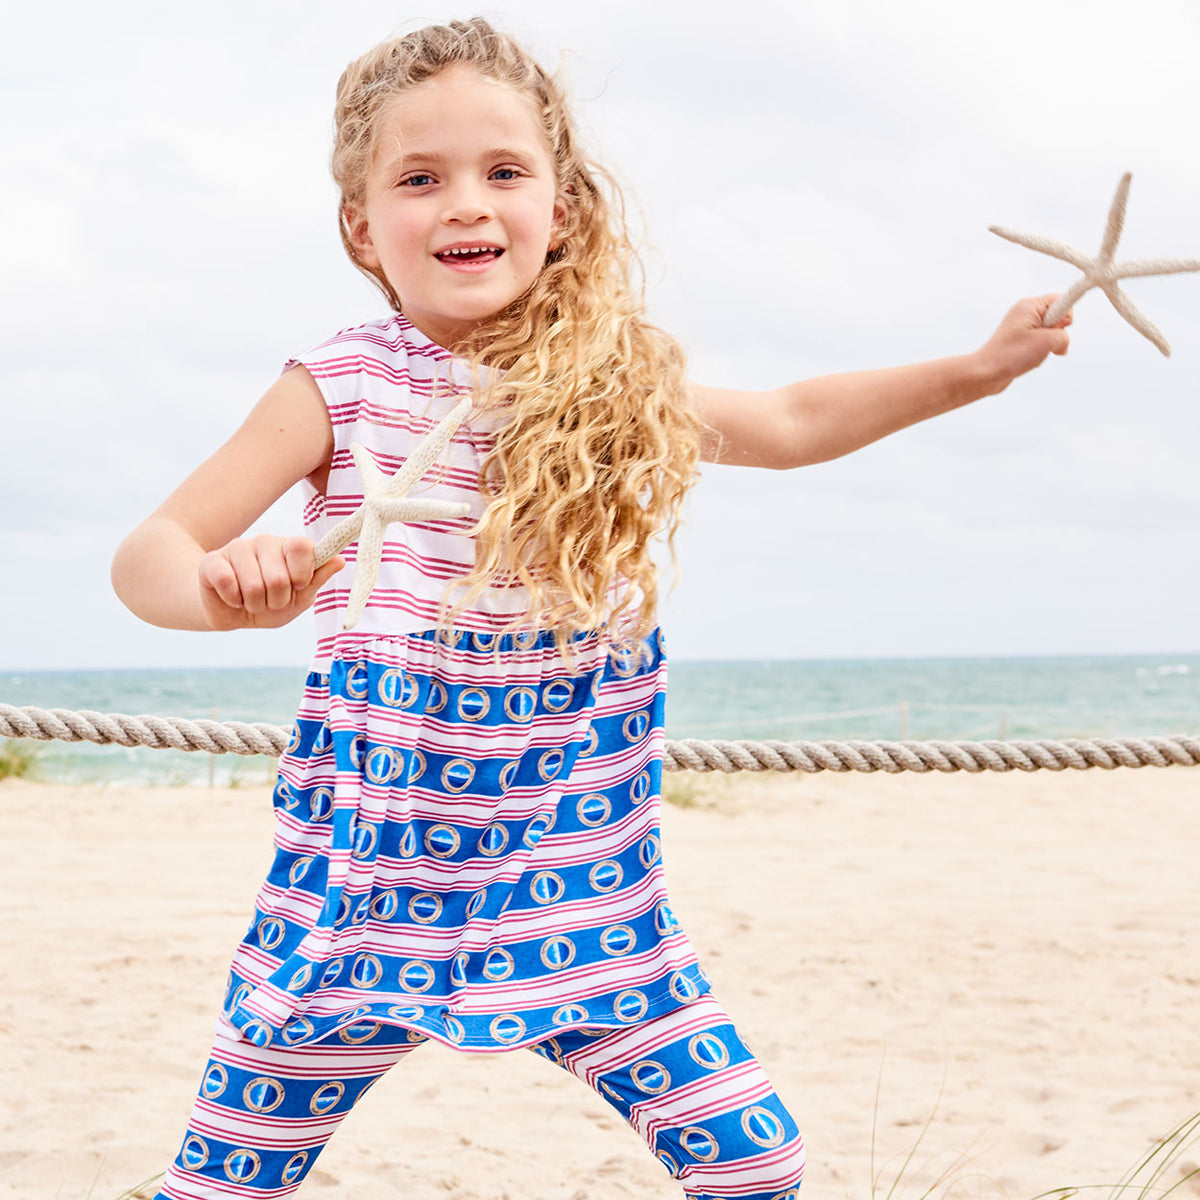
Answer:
[{"left": 7, "top": 645, "right": 1200, "bottom": 672}]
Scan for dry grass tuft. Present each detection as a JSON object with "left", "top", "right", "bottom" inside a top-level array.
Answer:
[
  {"left": 1031, "top": 1112, "right": 1200, "bottom": 1200},
  {"left": 0, "top": 738, "right": 40, "bottom": 780},
  {"left": 107, "top": 1174, "right": 163, "bottom": 1199}
]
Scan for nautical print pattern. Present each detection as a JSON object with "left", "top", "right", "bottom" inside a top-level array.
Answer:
[
  {"left": 540, "top": 994, "right": 805, "bottom": 1199},
  {"left": 222, "top": 625, "right": 708, "bottom": 1052},
  {"left": 288, "top": 313, "right": 533, "bottom": 670},
  {"left": 156, "top": 996, "right": 803, "bottom": 1200},
  {"left": 156, "top": 1020, "right": 425, "bottom": 1200}
]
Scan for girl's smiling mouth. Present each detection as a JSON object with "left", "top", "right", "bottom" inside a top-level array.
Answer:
[{"left": 435, "top": 244, "right": 505, "bottom": 268}]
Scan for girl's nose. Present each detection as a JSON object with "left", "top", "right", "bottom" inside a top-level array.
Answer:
[{"left": 443, "top": 180, "right": 493, "bottom": 224}]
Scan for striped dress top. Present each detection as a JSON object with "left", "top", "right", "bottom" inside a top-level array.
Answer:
[
  {"left": 296, "top": 313, "right": 530, "bottom": 667},
  {"left": 221, "top": 313, "right": 708, "bottom": 1052}
]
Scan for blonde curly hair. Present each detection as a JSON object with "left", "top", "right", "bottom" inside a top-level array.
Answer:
[{"left": 332, "top": 17, "right": 701, "bottom": 643}]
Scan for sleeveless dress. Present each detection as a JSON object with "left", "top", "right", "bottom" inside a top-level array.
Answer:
[{"left": 220, "top": 313, "right": 709, "bottom": 1052}]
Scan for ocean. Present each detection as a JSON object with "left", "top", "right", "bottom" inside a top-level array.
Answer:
[{"left": 3, "top": 654, "right": 1199, "bottom": 785}]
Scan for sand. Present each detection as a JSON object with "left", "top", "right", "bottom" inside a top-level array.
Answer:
[{"left": 2, "top": 765, "right": 1199, "bottom": 1200}]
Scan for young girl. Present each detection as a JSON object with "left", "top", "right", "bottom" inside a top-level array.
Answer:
[{"left": 112, "top": 17, "right": 1069, "bottom": 1200}]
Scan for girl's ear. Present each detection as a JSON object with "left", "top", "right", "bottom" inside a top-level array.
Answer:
[
  {"left": 549, "top": 191, "right": 572, "bottom": 251},
  {"left": 343, "top": 204, "right": 379, "bottom": 268}
]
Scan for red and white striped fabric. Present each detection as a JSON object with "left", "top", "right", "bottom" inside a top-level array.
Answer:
[{"left": 287, "top": 313, "right": 531, "bottom": 671}]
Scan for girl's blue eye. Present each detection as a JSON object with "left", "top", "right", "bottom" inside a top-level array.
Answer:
[
  {"left": 401, "top": 173, "right": 435, "bottom": 187},
  {"left": 491, "top": 167, "right": 520, "bottom": 181}
]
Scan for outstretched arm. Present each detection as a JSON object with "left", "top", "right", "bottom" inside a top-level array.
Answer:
[
  {"left": 691, "top": 296, "right": 1070, "bottom": 467},
  {"left": 111, "top": 366, "right": 341, "bottom": 631}
]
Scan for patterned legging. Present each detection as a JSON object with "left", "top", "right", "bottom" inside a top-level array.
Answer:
[{"left": 156, "top": 994, "right": 804, "bottom": 1200}]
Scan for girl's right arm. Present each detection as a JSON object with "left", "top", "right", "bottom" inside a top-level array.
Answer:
[{"left": 111, "top": 366, "right": 342, "bottom": 632}]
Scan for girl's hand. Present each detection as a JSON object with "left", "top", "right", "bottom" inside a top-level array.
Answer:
[
  {"left": 976, "top": 294, "right": 1072, "bottom": 396},
  {"left": 199, "top": 535, "right": 343, "bottom": 630}
]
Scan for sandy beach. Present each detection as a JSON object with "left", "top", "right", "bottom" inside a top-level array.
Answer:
[{"left": 2, "top": 764, "right": 1198, "bottom": 1200}]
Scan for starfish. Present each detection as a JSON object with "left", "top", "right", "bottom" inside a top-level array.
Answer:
[
  {"left": 989, "top": 173, "right": 1200, "bottom": 356},
  {"left": 312, "top": 397, "right": 474, "bottom": 629}
]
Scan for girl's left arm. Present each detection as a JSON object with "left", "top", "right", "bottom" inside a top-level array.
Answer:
[{"left": 691, "top": 296, "right": 1070, "bottom": 467}]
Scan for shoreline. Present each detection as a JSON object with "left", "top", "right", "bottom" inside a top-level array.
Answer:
[{"left": 3, "top": 769, "right": 1199, "bottom": 1199}]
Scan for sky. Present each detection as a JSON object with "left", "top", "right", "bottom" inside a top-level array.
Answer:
[{"left": 3, "top": 0, "right": 1200, "bottom": 670}]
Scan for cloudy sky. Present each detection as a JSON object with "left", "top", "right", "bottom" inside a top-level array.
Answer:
[{"left": 3, "top": 0, "right": 1199, "bottom": 670}]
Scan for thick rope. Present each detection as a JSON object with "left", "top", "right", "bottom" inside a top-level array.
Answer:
[
  {"left": 3, "top": 703, "right": 1198, "bottom": 774},
  {"left": 0, "top": 705, "right": 289, "bottom": 757}
]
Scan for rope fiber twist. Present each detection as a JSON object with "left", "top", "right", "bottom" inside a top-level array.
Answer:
[{"left": 3, "top": 703, "right": 1198, "bottom": 774}]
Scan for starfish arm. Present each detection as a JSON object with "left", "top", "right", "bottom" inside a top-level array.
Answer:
[
  {"left": 1102, "top": 282, "right": 1171, "bottom": 356},
  {"left": 374, "top": 497, "right": 473, "bottom": 523},
  {"left": 341, "top": 508, "right": 386, "bottom": 630},
  {"left": 312, "top": 510, "right": 365, "bottom": 568},
  {"left": 988, "top": 226, "right": 1094, "bottom": 273},
  {"left": 312, "top": 441, "right": 386, "bottom": 568},
  {"left": 1097, "top": 173, "right": 1132, "bottom": 267},
  {"left": 1043, "top": 276, "right": 1097, "bottom": 327},
  {"left": 350, "top": 442, "right": 387, "bottom": 494},
  {"left": 386, "top": 397, "right": 475, "bottom": 497},
  {"left": 1113, "top": 257, "right": 1200, "bottom": 279}
]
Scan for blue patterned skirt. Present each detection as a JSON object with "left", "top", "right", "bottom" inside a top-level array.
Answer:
[{"left": 222, "top": 627, "right": 707, "bottom": 1052}]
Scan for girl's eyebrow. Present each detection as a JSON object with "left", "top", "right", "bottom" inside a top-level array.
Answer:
[{"left": 383, "top": 145, "right": 543, "bottom": 172}]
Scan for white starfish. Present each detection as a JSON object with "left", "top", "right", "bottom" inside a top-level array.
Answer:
[
  {"left": 989, "top": 173, "right": 1200, "bottom": 356},
  {"left": 312, "top": 397, "right": 474, "bottom": 629}
]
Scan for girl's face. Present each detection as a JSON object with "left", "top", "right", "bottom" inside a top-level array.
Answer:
[{"left": 346, "top": 65, "right": 565, "bottom": 348}]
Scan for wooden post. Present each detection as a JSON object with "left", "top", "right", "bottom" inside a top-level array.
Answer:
[{"left": 208, "top": 707, "right": 217, "bottom": 788}]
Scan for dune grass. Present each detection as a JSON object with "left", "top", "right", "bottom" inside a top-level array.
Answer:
[
  {"left": 0, "top": 738, "right": 40, "bottom": 780},
  {"left": 867, "top": 1108, "right": 1200, "bottom": 1200},
  {"left": 1030, "top": 1112, "right": 1200, "bottom": 1200},
  {"left": 108, "top": 1173, "right": 163, "bottom": 1199}
]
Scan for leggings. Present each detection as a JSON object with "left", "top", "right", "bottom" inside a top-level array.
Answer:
[{"left": 156, "top": 993, "right": 804, "bottom": 1200}]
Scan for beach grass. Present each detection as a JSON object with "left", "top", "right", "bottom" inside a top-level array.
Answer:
[
  {"left": 110, "top": 1175, "right": 163, "bottom": 1199},
  {"left": 0, "top": 738, "right": 40, "bottom": 780},
  {"left": 1030, "top": 1112, "right": 1200, "bottom": 1200},
  {"left": 870, "top": 1075, "right": 972, "bottom": 1200},
  {"left": 870, "top": 1110, "right": 1200, "bottom": 1200}
]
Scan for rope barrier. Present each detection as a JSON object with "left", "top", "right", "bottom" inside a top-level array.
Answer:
[{"left": 3, "top": 703, "right": 1198, "bottom": 774}]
